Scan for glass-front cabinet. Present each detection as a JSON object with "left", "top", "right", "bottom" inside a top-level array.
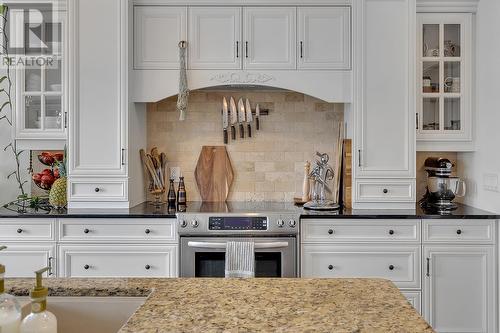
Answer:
[
  {"left": 13, "top": 10, "right": 67, "bottom": 149},
  {"left": 416, "top": 13, "right": 473, "bottom": 151}
]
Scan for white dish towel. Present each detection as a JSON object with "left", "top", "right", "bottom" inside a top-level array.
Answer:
[{"left": 225, "top": 241, "right": 255, "bottom": 278}]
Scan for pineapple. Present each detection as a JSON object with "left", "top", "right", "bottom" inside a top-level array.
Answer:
[{"left": 49, "top": 149, "right": 67, "bottom": 209}]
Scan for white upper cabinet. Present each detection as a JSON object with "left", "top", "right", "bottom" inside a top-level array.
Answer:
[
  {"left": 416, "top": 13, "right": 473, "bottom": 151},
  {"left": 354, "top": 0, "right": 415, "bottom": 179},
  {"left": 68, "top": 0, "right": 126, "bottom": 177},
  {"left": 188, "top": 7, "right": 241, "bottom": 70},
  {"left": 243, "top": 7, "right": 296, "bottom": 70},
  {"left": 134, "top": 6, "right": 187, "bottom": 69},
  {"left": 297, "top": 7, "right": 351, "bottom": 70}
]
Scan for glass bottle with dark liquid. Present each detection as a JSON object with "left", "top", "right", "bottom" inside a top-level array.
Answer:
[
  {"left": 167, "top": 178, "right": 176, "bottom": 210},
  {"left": 177, "top": 176, "right": 187, "bottom": 212}
]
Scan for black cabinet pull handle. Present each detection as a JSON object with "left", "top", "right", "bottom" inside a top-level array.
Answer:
[
  {"left": 145, "top": 265, "right": 151, "bottom": 270},
  {"left": 245, "top": 41, "right": 248, "bottom": 58},
  {"left": 145, "top": 229, "right": 151, "bottom": 234},
  {"left": 389, "top": 229, "right": 394, "bottom": 235},
  {"left": 389, "top": 265, "right": 395, "bottom": 271},
  {"left": 84, "top": 264, "right": 90, "bottom": 270},
  {"left": 328, "top": 265, "right": 334, "bottom": 270},
  {"left": 84, "top": 228, "right": 90, "bottom": 234},
  {"left": 300, "top": 41, "right": 303, "bottom": 58},
  {"left": 236, "top": 41, "right": 239, "bottom": 58},
  {"left": 383, "top": 189, "right": 388, "bottom": 194},
  {"left": 328, "top": 229, "right": 334, "bottom": 235},
  {"left": 426, "top": 258, "right": 430, "bottom": 277},
  {"left": 17, "top": 228, "right": 23, "bottom": 234},
  {"left": 456, "top": 229, "right": 462, "bottom": 235},
  {"left": 95, "top": 188, "right": 100, "bottom": 193}
]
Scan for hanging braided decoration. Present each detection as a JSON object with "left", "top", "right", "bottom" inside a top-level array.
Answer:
[{"left": 177, "top": 41, "right": 189, "bottom": 121}]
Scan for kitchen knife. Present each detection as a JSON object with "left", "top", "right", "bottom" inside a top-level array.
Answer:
[
  {"left": 222, "top": 97, "right": 229, "bottom": 144},
  {"left": 237, "top": 98, "right": 246, "bottom": 138},
  {"left": 255, "top": 103, "right": 260, "bottom": 130},
  {"left": 229, "top": 97, "right": 237, "bottom": 140},
  {"left": 245, "top": 98, "right": 253, "bottom": 138}
]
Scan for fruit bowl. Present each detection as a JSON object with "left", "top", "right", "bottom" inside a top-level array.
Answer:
[
  {"left": 32, "top": 168, "right": 58, "bottom": 191},
  {"left": 37, "top": 152, "right": 64, "bottom": 166}
]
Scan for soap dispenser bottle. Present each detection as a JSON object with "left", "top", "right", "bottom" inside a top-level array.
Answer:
[
  {"left": 20, "top": 267, "right": 57, "bottom": 333},
  {"left": 0, "top": 246, "right": 21, "bottom": 333}
]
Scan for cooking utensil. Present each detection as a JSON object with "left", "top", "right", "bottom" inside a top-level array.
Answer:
[
  {"left": 229, "top": 97, "right": 237, "bottom": 140},
  {"left": 237, "top": 98, "right": 246, "bottom": 138},
  {"left": 255, "top": 103, "right": 261, "bottom": 130},
  {"left": 194, "top": 146, "right": 234, "bottom": 202},
  {"left": 222, "top": 97, "right": 229, "bottom": 144},
  {"left": 245, "top": 98, "right": 253, "bottom": 138}
]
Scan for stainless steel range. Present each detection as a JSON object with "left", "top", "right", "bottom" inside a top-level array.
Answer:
[{"left": 177, "top": 210, "right": 299, "bottom": 278}]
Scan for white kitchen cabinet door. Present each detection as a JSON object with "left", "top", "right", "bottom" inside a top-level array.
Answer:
[
  {"left": 423, "top": 245, "right": 496, "bottom": 333},
  {"left": 354, "top": 0, "right": 415, "bottom": 178},
  {"left": 134, "top": 6, "right": 186, "bottom": 69},
  {"left": 0, "top": 244, "right": 56, "bottom": 277},
  {"left": 297, "top": 7, "right": 351, "bottom": 70},
  {"left": 402, "top": 291, "right": 422, "bottom": 314},
  {"left": 68, "top": 0, "right": 126, "bottom": 177},
  {"left": 243, "top": 7, "right": 296, "bottom": 70},
  {"left": 189, "top": 7, "right": 241, "bottom": 69}
]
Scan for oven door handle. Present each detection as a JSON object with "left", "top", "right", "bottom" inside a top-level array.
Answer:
[{"left": 187, "top": 241, "right": 289, "bottom": 249}]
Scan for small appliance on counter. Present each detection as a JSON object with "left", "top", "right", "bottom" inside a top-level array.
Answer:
[{"left": 420, "top": 157, "right": 466, "bottom": 213}]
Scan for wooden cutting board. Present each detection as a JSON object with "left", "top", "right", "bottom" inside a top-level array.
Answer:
[{"left": 195, "top": 146, "right": 234, "bottom": 202}]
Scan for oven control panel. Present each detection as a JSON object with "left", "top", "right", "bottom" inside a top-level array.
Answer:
[{"left": 209, "top": 216, "right": 268, "bottom": 231}]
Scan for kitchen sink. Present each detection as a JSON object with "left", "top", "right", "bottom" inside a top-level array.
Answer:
[{"left": 19, "top": 296, "right": 146, "bottom": 333}]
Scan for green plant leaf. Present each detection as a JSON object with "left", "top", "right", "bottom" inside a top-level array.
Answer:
[
  {"left": 0, "top": 76, "right": 7, "bottom": 84},
  {"left": 7, "top": 171, "right": 16, "bottom": 179},
  {"left": 0, "top": 100, "right": 11, "bottom": 112},
  {"left": 3, "top": 142, "right": 12, "bottom": 151}
]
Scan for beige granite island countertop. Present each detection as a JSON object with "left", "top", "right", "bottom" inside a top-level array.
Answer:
[{"left": 6, "top": 278, "right": 434, "bottom": 333}]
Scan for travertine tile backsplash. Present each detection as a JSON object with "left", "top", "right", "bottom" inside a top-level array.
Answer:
[{"left": 147, "top": 90, "right": 344, "bottom": 202}]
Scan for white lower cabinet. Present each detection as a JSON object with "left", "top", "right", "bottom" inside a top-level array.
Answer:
[
  {"left": 423, "top": 245, "right": 495, "bottom": 333},
  {"left": 0, "top": 244, "right": 56, "bottom": 277},
  {"left": 402, "top": 291, "right": 422, "bottom": 314},
  {"left": 301, "top": 244, "right": 420, "bottom": 289},
  {"left": 58, "top": 245, "right": 177, "bottom": 278}
]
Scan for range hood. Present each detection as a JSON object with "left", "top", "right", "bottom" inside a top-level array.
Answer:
[{"left": 130, "top": 69, "right": 352, "bottom": 104}]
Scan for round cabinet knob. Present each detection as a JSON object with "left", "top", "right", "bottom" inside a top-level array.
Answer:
[
  {"left": 191, "top": 220, "right": 199, "bottom": 228},
  {"left": 383, "top": 189, "right": 388, "bottom": 194},
  {"left": 389, "top": 229, "right": 394, "bottom": 235},
  {"left": 84, "top": 228, "right": 90, "bottom": 234},
  {"left": 145, "top": 265, "right": 151, "bottom": 270},
  {"left": 456, "top": 229, "right": 462, "bottom": 235},
  {"left": 277, "top": 219, "right": 285, "bottom": 228},
  {"left": 288, "top": 220, "right": 297, "bottom": 228},
  {"left": 145, "top": 229, "right": 151, "bottom": 234},
  {"left": 328, "top": 229, "right": 334, "bottom": 235},
  {"left": 84, "top": 265, "right": 90, "bottom": 270},
  {"left": 328, "top": 265, "right": 334, "bottom": 270},
  {"left": 389, "top": 265, "right": 395, "bottom": 271},
  {"left": 94, "top": 188, "right": 100, "bottom": 193},
  {"left": 17, "top": 228, "right": 23, "bottom": 234},
  {"left": 179, "top": 220, "right": 187, "bottom": 228}
]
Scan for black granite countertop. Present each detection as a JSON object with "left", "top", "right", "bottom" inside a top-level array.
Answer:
[{"left": 0, "top": 201, "right": 498, "bottom": 219}]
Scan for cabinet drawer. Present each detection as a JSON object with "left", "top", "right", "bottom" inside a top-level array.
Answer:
[
  {"left": 69, "top": 180, "right": 127, "bottom": 201},
  {"left": 423, "top": 220, "right": 495, "bottom": 244},
  {"left": 301, "top": 219, "right": 420, "bottom": 243},
  {"left": 0, "top": 219, "right": 56, "bottom": 241},
  {"left": 356, "top": 180, "right": 415, "bottom": 202},
  {"left": 301, "top": 245, "right": 420, "bottom": 288},
  {"left": 0, "top": 244, "right": 55, "bottom": 277},
  {"left": 59, "top": 245, "right": 178, "bottom": 278},
  {"left": 59, "top": 219, "right": 177, "bottom": 243},
  {"left": 402, "top": 291, "right": 421, "bottom": 314}
]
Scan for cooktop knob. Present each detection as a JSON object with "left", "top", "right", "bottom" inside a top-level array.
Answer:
[
  {"left": 277, "top": 219, "right": 285, "bottom": 227},
  {"left": 288, "top": 219, "right": 297, "bottom": 228},
  {"left": 179, "top": 220, "right": 187, "bottom": 228},
  {"left": 191, "top": 220, "right": 199, "bottom": 228}
]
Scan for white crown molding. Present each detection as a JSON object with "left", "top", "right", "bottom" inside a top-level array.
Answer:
[
  {"left": 417, "top": 0, "right": 479, "bottom": 13},
  {"left": 133, "top": 0, "right": 351, "bottom": 5}
]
